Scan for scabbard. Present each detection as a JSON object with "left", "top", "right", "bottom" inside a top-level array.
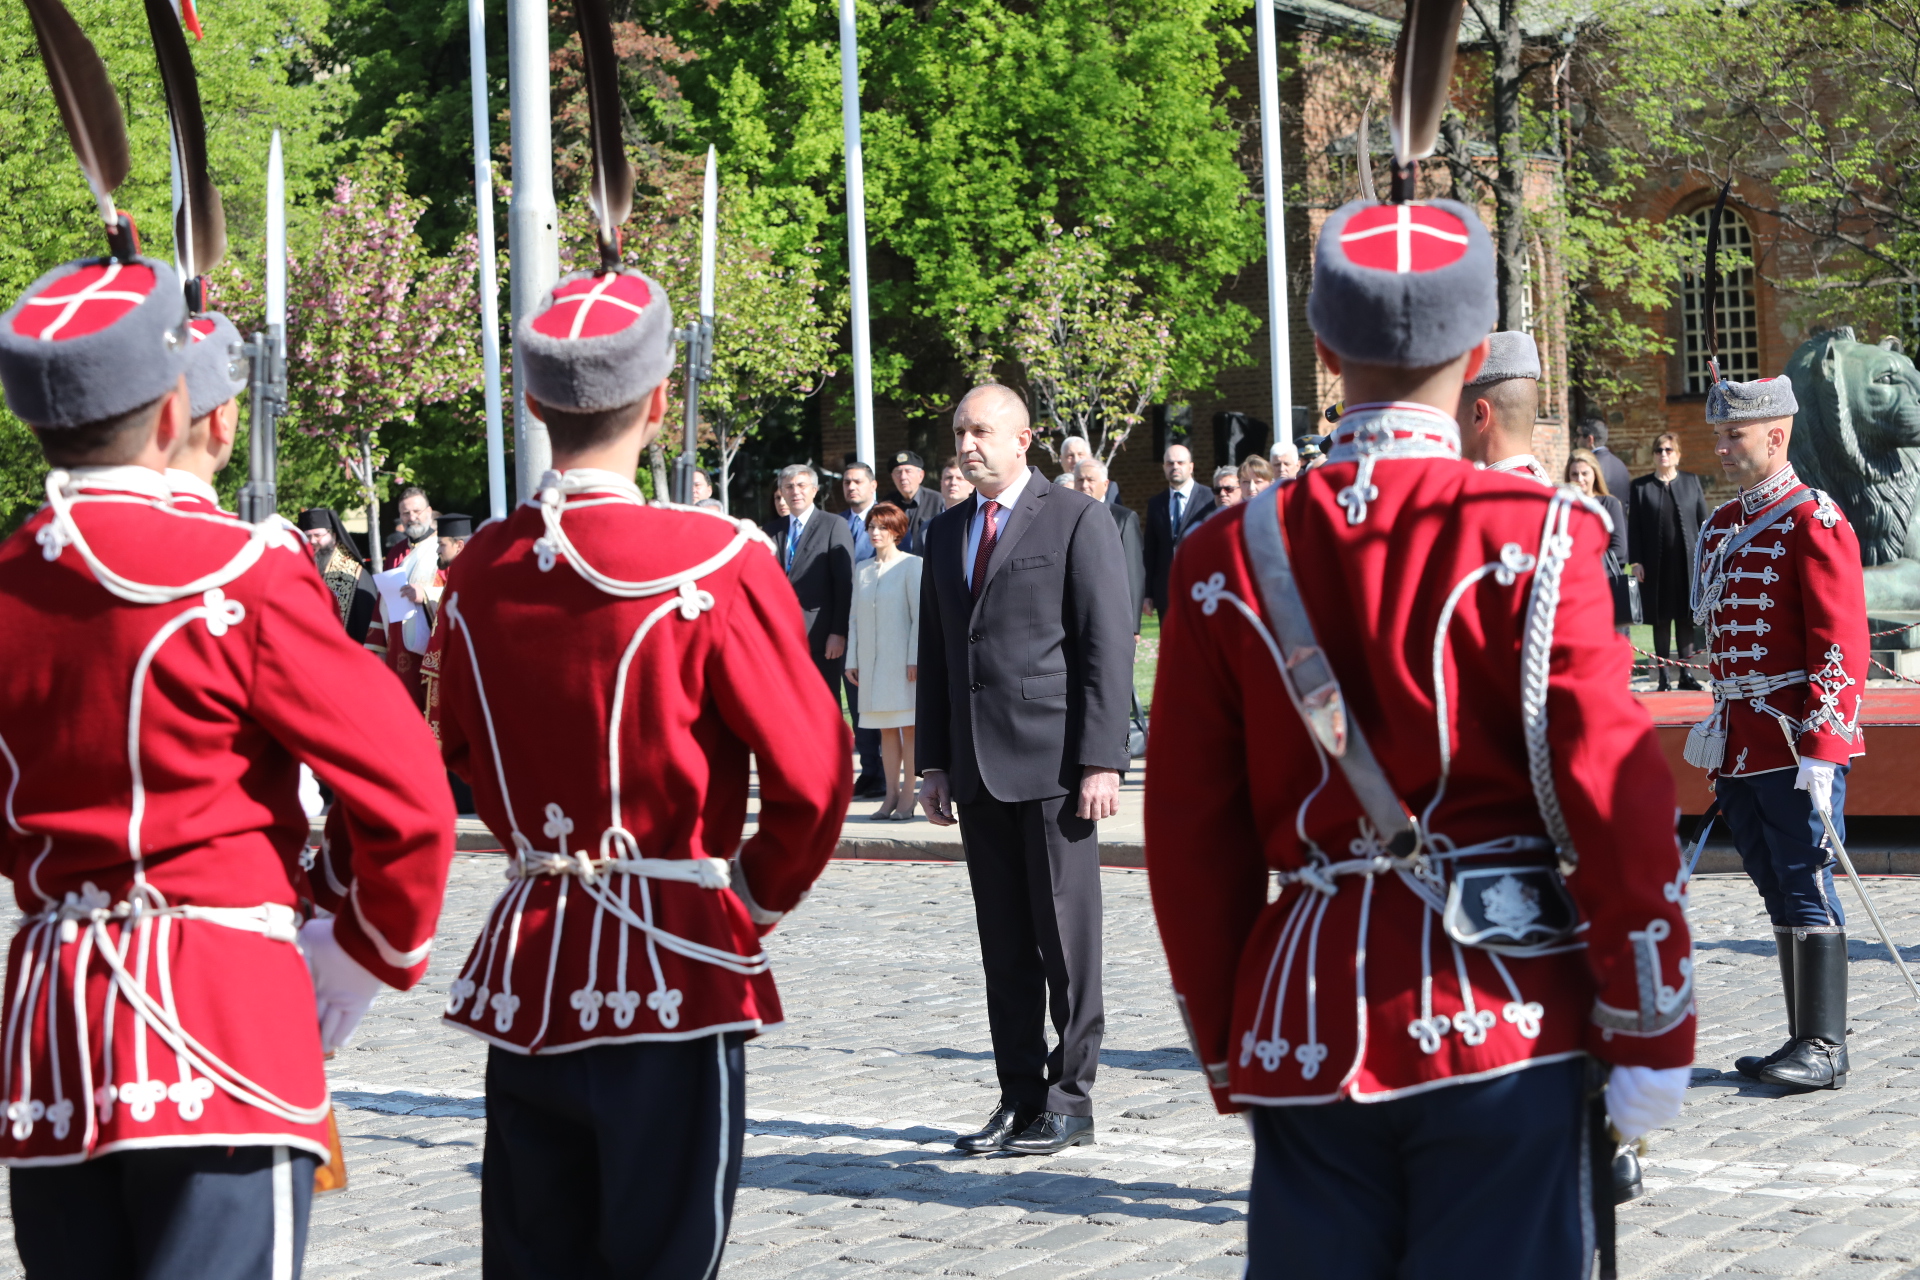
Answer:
[
  {"left": 1588, "top": 1062, "right": 1617, "bottom": 1280},
  {"left": 314, "top": 1105, "right": 349, "bottom": 1193}
]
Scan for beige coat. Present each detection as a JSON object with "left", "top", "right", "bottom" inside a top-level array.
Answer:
[{"left": 845, "top": 552, "right": 922, "bottom": 717}]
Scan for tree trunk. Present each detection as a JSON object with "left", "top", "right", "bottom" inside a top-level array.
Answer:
[
  {"left": 1492, "top": 0, "right": 1528, "bottom": 332},
  {"left": 360, "top": 434, "right": 380, "bottom": 571}
]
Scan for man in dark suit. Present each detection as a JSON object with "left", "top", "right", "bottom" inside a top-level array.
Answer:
[
  {"left": 1141, "top": 442, "right": 1215, "bottom": 617},
  {"left": 1577, "top": 417, "right": 1633, "bottom": 500},
  {"left": 886, "top": 450, "right": 946, "bottom": 554},
  {"left": 917, "top": 385, "right": 1134, "bottom": 1157},
  {"left": 1060, "top": 435, "right": 1121, "bottom": 508},
  {"left": 1628, "top": 432, "right": 1711, "bottom": 690},
  {"left": 765, "top": 463, "right": 856, "bottom": 694},
  {"left": 1072, "top": 458, "right": 1146, "bottom": 634}
]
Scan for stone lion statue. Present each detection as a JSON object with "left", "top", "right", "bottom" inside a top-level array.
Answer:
[{"left": 1785, "top": 328, "right": 1920, "bottom": 613}]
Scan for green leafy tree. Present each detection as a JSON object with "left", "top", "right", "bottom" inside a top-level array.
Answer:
[
  {"left": 0, "top": 0, "right": 344, "bottom": 531},
  {"left": 964, "top": 219, "right": 1172, "bottom": 466},
  {"left": 216, "top": 154, "right": 483, "bottom": 535},
  {"left": 643, "top": 0, "right": 1261, "bottom": 433},
  {"left": 1583, "top": 0, "right": 1920, "bottom": 337}
]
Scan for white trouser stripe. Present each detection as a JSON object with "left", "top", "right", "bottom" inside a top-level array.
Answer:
[
  {"left": 706, "top": 1033, "right": 729, "bottom": 1280},
  {"left": 271, "top": 1145, "right": 294, "bottom": 1280}
]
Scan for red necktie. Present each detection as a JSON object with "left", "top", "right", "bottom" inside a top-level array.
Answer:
[{"left": 970, "top": 499, "right": 1000, "bottom": 601}]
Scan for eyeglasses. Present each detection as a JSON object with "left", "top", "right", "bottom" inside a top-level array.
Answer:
[{"left": 1656, "top": 447, "right": 1676, "bottom": 455}]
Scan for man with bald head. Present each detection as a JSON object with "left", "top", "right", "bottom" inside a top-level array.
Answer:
[
  {"left": 1142, "top": 442, "right": 1215, "bottom": 618},
  {"left": 1456, "top": 330, "right": 1551, "bottom": 485},
  {"left": 917, "top": 384, "right": 1134, "bottom": 1156}
]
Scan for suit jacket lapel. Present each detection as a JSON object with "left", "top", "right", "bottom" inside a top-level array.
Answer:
[
  {"left": 790, "top": 511, "right": 824, "bottom": 576},
  {"left": 979, "top": 467, "right": 1046, "bottom": 598}
]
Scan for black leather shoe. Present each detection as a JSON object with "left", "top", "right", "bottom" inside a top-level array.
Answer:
[
  {"left": 851, "top": 777, "right": 887, "bottom": 800},
  {"left": 1758, "top": 1037, "right": 1848, "bottom": 1090},
  {"left": 953, "top": 1105, "right": 1035, "bottom": 1154},
  {"left": 1612, "top": 1142, "right": 1644, "bottom": 1204},
  {"left": 1678, "top": 673, "right": 1704, "bottom": 691},
  {"left": 1735, "top": 1038, "right": 1798, "bottom": 1078},
  {"left": 1002, "top": 1112, "right": 1095, "bottom": 1155}
]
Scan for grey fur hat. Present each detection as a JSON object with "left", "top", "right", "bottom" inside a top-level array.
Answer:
[
  {"left": 517, "top": 268, "right": 676, "bottom": 413},
  {"left": 1464, "top": 330, "right": 1539, "bottom": 387},
  {"left": 1705, "top": 375, "right": 1798, "bottom": 425},
  {"left": 0, "top": 257, "right": 190, "bottom": 429},
  {"left": 1307, "top": 199, "right": 1496, "bottom": 369},
  {"left": 186, "top": 312, "right": 249, "bottom": 420}
]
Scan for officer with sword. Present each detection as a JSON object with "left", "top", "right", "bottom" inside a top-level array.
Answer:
[{"left": 1682, "top": 373, "right": 1900, "bottom": 1090}]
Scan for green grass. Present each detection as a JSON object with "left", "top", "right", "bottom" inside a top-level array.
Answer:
[{"left": 1135, "top": 613, "right": 1161, "bottom": 715}]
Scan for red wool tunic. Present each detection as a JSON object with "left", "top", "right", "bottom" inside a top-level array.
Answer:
[
  {"left": 1146, "top": 422, "right": 1695, "bottom": 1114},
  {"left": 1689, "top": 464, "right": 1868, "bottom": 778},
  {"left": 0, "top": 466, "right": 454, "bottom": 1165},
  {"left": 427, "top": 472, "right": 850, "bottom": 1054}
]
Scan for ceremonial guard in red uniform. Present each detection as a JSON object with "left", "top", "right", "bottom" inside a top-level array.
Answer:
[
  {"left": 1685, "top": 376, "right": 1868, "bottom": 1089},
  {"left": 0, "top": 238, "right": 456, "bottom": 1275},
  {"left": 1144, "top": 181, "right": 1696, "bottom": 1273},
  {"left": 165, "top": 311, "right": 248, "bottom": 515},
  {"left": 425, "top": 260, "right": 849, "bottom": 1276}
]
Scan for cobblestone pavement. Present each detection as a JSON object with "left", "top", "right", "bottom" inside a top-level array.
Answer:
[{"left": 4, "top": 859, "right": 1920, "bottom": 1278}]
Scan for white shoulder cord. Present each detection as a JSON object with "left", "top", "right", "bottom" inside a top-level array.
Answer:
[
  {"left": 531, "top": 470, "right": 769, "bottom": 598},
  {"left": 39, "top": 470, "right": 283, "bottom": 605}
]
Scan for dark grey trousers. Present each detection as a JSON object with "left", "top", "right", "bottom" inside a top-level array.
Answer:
[
  {"left": 958, "top": 790, "right": 1105, "bottom": 1116},
  {"left": 11, "top": 1144, "right": 317, "bottom": 1279}
]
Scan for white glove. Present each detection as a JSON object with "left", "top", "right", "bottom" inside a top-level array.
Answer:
[
  {"left": 1605, "top": 1064, "right": 1690, "bottom": 1141},
  {"left": 300, "top": 917, "right": 385, "bottom": 1052},
  {"left": 297, "top": 764, "right": 325, "bottom": 820},
  {"left": 1795, "top": 757, "right": 1837, "bottom": 816}
]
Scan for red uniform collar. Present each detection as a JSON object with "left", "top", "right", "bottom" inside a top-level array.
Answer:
[{"left": 1739, "top": 463, "right": 1803, "bottom": 517}]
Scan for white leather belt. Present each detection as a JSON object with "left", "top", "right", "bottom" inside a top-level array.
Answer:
[
  {"left": 30, "top": 893, "right": 300, "bottom": 945},
  {"left": 1713, "top": 669, "right": 1807, "bottom": 701}
]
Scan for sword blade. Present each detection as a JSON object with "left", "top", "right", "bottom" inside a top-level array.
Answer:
[
  {"left": 1681, "top": 808, "right": 1716, "bottom": 888},
  {"left": 266, "top": 131, "right": 285, "bottom": 328},
  {"left": 1817, "top": 805, "right": 1920, "bottom": 1005}
]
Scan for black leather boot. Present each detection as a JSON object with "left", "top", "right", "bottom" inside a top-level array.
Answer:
[
  {"left": 1735, "top": 927, "right": 1797, "bottom": 1078},
  {"left": 1758, "top": 927, "right": 1848, "bottom": 1090},
  {"left": 1612, "top": 1142, "right": 1644, "bottom": 1204}
]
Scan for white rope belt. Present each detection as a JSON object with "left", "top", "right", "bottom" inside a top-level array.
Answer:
[
  {"left": 1714, "top": 669, "right": 1807, "bottom": 701},
  {"left": 509, "top": 852, "right": 732, "bottom": 890},
  {"left": 30, "top": 897, "right": 301, "bottom": 945}
]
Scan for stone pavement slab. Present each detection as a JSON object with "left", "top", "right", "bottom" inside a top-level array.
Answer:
[{"left": 4, "top": 859, "right": 1920, "bottom": 1278}]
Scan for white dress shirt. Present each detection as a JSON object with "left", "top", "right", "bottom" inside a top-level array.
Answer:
[
  {"left": 1166, "top": 478, "right": 1198, "bottom": 533},
  {"left": 963, "top": 466, "right": 1034, "bottom": 590}
]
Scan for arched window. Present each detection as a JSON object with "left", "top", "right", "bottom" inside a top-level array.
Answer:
[{"left": 1677, "top": 206, "right": 1760, "bottom": 393}]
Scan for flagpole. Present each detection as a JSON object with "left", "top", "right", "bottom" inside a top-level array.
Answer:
[
  {"left": 507, "top": 0, "right": 559, "bottom": 501},
  {"left": 469, "top": 0, "right": 506, "bottom": 520},
  {"left": 699, "top": 147, "right": 721, "bottom": 512},
  {"left": 837, "top": 0, "right": 875, "bottom": 469},
  {"left": 676, "top": 148, "right": 717, "bottom": 505},
  {"left": 1254, "top": 0, "right": 1293, "bottom": 443}
]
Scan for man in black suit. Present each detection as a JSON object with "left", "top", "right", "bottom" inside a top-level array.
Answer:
[
  {"left": 1060, "top": 435, "right": 1120, "bottom": 508},
  {"left": 917, "top": 385, "right": 1134, "bottom": 1157},
  {"left": 1628, "top": 432, "right": 1711, "bottom": 690},
  {"left": 765, "top": 463, "right": 855, "bottom": 693},
  {"left": 1141, "top": 442, "right": 1215, "bottom": 618},
  {"left": 1577, "top": 417, "right": 1633, "bottom": 500},
  {"left": 1072, "top": 458, "right": 1146, "bottom": 634},
  {"left": 885, "top": 450, "right": 945, "bottom": 554}
]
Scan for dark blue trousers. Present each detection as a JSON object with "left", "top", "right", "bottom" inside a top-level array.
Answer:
[
  {"left": 483, "top": 1032, "right": 745, "bottom": 1280},
  {"left": 844, "top": 672, "right": 882, "bottom": 786},
  {"left": 1247, "top": 1057, "right": 1588, "bottom": 1280},
  {"left": 1717, "top": 767, "right": 1847, "bottom": 928},
  {"left": 11, "top": 1144, "right": 317, "bottom": 1279}
]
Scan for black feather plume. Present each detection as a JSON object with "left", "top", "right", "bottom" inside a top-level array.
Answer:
[
  {"left": 24, "top": 0, "right": 130, "bottom": 232},
  {"left": 575, "top": 0, "right": 632, "bottom": 271},
  {"left": 1388, "top": 0, "right": 1467, "bottom": 200},
  {"left": 145, "top": 0, "right": 225, "bottom": 290}
]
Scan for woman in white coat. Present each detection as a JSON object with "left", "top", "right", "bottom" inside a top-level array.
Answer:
[{"left": 844, "top": 502, "right": 923, "bottom": 819}]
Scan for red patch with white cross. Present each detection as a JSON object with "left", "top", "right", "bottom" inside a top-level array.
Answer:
[
  {"left": 1338, "top": 205, "right": 1471, "bottom": 274},
  {"left": 532, "top": 273, "right": 653, "bottom": 340},
  {"left": 12, "top": 262, "right": 159, "bottom": 341},
  {"left": 189, "top": 317, "right": 217, "bottom": 343}
]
